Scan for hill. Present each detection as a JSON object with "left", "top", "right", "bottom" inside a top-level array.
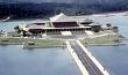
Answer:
[{"left": 0, "top": 2, "right": 128, "bottom": 19}]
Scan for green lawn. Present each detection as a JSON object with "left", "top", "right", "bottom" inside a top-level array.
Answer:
[
  {"left": 0, "top": 37, "right": 65, "bottom": 47},
  {"left": 81, "top": 34, "right": 119, "bottom": 45}
]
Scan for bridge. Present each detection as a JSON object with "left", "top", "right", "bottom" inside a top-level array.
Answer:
[{"left": 66, "top": 40, "right": 109, "bottom": 75}]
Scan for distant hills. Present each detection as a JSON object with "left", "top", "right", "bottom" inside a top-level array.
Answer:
[{"left": 0, "top": 1, "right": 128, "bottom": 19}]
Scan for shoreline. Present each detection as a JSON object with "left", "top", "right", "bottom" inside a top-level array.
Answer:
[
  {"left": 1, "top": 10, "right": 128, "bottom": 22},
  {"left": 0, "top": 37, "right": 66, "bottom": 48},
  {"left": 81, "top": 33, "right": 120, "bottom": 46},
  {"left": 0, "top": 33, "right": 122, "bottom": 48},
  {"left": 0, "top": 30, "right": 123, "bottom": 48},
  {"left": 86, "top": 43, "right": 127, "bottom": 46},
  {"left": 23, "top": 45, "right": 66, "bottom": 49}
]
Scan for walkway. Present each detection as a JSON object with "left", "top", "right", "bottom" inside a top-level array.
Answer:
[{"left": 66, "top": 40, "right": 110, "bottom": 75}]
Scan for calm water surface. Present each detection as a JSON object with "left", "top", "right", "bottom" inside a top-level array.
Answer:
[
  {"left": 0, "top": 13, "right": 128, "bottom": 75},
  {"left": 88, "top": 45, "right": 128, "bottom": 75},
  {"left": 88, "top": 14, "right": 128, "bottom": 75},
  {"left": 0, "top": 19, "right": 82, "bottom": 75},
  {"left": 0, "top": 19, "right": 45, "bottom": 31},
  {"left": 0, "top": 46, "right": 81, "bottom": 75},
  {"left": 89, "top": 14, "right": 128, "bottom": 37}
]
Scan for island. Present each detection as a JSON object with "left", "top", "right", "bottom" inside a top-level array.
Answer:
[{"left": 0, "top": 13, "right": 123, "bottom": 48}]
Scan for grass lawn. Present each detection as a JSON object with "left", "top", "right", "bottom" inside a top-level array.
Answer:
[
  {"left": 0, "top": 37, "right": 65, "bottom": 47},
  {"left": 81, "top": 34, "right": 119, "bottom": 45}
]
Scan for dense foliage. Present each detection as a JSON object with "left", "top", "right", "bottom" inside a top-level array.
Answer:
[{"left": 0, "top": 1, "right": 128, "bottom": 19}]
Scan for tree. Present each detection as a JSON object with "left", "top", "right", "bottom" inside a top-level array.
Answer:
[
  {"left": 14, "top": 26, "right": 21, "bottom": 33},
  {"left": 91, "top": 25, "right": 101, "bottom": 32},
  {"left": 112, "top": 26, "right": 119, "bottom": 33},
  {"left": 106, "top": 23, "right": 112, "bottom": 30},
  {"left": 0, "top": 30, "right": 3, "bottom": 37},
  {"left": 22, "top": 30, "right": 32, "bottom": 37},
  {"left": 106, "top": 23, "right": 112, "bottom": 27}
]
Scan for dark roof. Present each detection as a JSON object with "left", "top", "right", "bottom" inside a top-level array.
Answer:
[{"left": 52, "top": 22, "right": 79, "bottom": 28}]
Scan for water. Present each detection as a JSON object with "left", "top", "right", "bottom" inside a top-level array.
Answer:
[
  {"left": 88, "top": 45, "right": 128, "bottom": 75},
  {"left": 88, "top": 13, "right": 128, "bottom": 75},
  {"left": 89, "top": 14, "right": 128, "bottom": 37},
  {"left": 0, "top": 45, "right": 81, "bottom": 75},
  {"left": 0, "top": 13, "right": 128, "bottom": 75},
  {"left": 0, "top": 19, "right": 46, "bottom": 31},
  {"left": 0, "top": 19, "right": 82, "bottom": 75}
]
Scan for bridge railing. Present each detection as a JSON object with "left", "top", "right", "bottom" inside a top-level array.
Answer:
[
  {"left": 76, "top": 40, "right": 110, "bottom": 75},
  {"left": 66, "top": 41, "right": 89, "bottom": 75}
]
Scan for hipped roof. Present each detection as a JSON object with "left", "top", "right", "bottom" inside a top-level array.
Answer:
[{"left": 50, "top": 13, "right": 91, "bottom": 22}]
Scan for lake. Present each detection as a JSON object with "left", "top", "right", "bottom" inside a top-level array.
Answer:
[
  {"left": 0, "top": 46, "right": 81, "bottom": 75},
  {"left": 0, "top": 19, "right": 82, "bottom": 75},
  {"left": 0, "top": 13, "right": 128, "bottom": 75},
  {"left": 88, "top": 13, "right": 128, "bottom": 75}
]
